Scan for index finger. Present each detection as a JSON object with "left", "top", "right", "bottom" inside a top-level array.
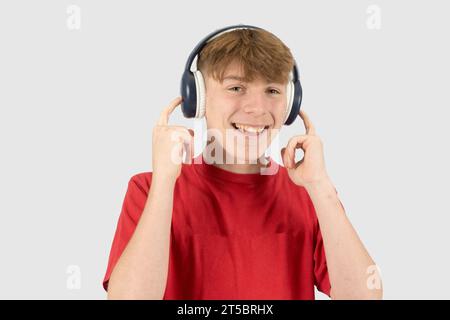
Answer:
[
  {"left": 157, "top": 96, "right": 183, "bottom": 126},
  {"left": 299, "top": 110, "right": 316, "bottom": 135}
]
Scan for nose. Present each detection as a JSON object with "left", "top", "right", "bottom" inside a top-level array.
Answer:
[{"left": 242, "top": 92, "right": 269, "bottom": 116}]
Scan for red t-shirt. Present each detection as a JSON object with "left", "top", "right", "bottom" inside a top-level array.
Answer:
[{"left": 103, "top": 153, "right": 331, "bottom": 299}]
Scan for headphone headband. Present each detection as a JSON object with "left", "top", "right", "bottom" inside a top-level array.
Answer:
[{"left": 184, "top": 24, "right": 299, "bottom": 83}]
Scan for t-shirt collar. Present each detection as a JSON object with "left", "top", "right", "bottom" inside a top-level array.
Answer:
[{"left": 192, "top": 153, "right": 279, "bottom": 185}]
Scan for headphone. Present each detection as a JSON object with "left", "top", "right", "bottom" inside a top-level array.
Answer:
[{"left": 180, "top": 24, "right": 303, "bottom": 126}]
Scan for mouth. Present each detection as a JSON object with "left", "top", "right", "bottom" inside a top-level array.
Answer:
[{"left": 230, "top": 122, "right": 271, "bottom": 136}]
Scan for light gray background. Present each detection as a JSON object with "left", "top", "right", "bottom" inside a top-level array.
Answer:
[{"left": 0, "top": 0, "right": 449, "bottom": 299}]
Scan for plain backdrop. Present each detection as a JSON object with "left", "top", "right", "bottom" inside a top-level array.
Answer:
[{"left": 0, "top": 0, "right": 449, "bottom": 299}]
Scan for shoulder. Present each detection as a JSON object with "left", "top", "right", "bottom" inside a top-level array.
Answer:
[
  {"left": 126, "top": 164, "right": 197, "bottom": 193},
  {"left": 277, "top": 166, "right": 319, "bottom": 222},
  {"left": 127, "top": 171, "right": 153, "bottom": 195},
  {"left": 277, "top": 165, "right": 309, "bottom": 195}
]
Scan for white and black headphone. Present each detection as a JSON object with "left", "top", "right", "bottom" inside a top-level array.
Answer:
[{"left": 180, "top": 24, "right": 303, "bottom": 125}]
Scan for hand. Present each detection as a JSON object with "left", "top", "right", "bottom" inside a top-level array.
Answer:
[
  {"left": 281, "top": 110, "right": 330, "bottom": 187},
  {"left": 152, "top": 96, "right": 194, "bottom": 181}
]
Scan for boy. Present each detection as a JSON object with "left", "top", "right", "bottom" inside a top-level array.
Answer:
[{"left": 103, "top": 27, "right": 382, "bottom": 300}]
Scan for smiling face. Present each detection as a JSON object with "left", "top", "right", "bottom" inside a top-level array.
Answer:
[{"left": 203, "top": 60, "right": 288, "bottom": 164}]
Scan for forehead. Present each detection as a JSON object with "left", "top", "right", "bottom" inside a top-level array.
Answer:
[
  {"left": 222, "top": 60, "right": 288, "bottom": 85},
  {"left": 220, "top": 63, "right": 285, "bottom": 85}
]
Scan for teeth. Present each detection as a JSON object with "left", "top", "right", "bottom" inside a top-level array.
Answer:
[{"left": 234, "top": 123, "right": 266, "bottom": 134}]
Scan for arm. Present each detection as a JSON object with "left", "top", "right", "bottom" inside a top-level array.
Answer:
[
  {"left": 107, "top": 173, "right": 176, "bottom": 300},
  {"left": 107, "top": 97, "right": 194, "bottom": 299},
  {"left": 305, "top": 178, "right": 383, "bottom": 300},
  {"left": 281, "top": 110, "right": 382, "bottom": 300}
]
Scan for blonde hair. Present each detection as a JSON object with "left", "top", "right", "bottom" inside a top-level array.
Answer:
[{"left": 197, "top": 28, "right": 295, "bottom": 85}]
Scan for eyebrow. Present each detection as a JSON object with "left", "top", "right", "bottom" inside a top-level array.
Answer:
[{"left": 222, "top": 75, "right": 283, "bottom": 86}]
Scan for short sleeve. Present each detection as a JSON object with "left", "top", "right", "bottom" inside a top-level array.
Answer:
[
  {"left": 102, "top": 173, "right": 151, "bottom": 291},
  {"left": 313, "top": 225, "right": 331, "bottom": 297}
]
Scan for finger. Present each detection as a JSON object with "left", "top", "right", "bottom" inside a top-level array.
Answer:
[
  {"left": 170, "top": 130, "right": 193, "bottom": 165},
  {"left": 286, "top": 135, "right": 309, "bottom": 168},
  {"left": 157, "top": 96, "right": 183, "bottom": 126},
  {"left": 294, "top": 157, "right": 304, "bottom": 169},
  {"left": 168, "top": 125, "right": 193, "bottom": 133},
  {"left": 299, "top": 110, "right": 316, "bottom": 136},
  {"left": 172, "top": 129, "right": 195, "bottom": 164},
  {"left": 170, "top": 128, "right": 193, "bottom": 145},
  {"left": 280, "top": 147, "right": 289, "bottom": 168},
  {"left": 156, "top": 125, "right": 193, "bottom": 137},
  {"left": 283, "top": 147, "right": 293, "bottom": 169}
]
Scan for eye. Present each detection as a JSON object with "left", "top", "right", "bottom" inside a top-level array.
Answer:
[
  {"left": 228, "top": 86, "right": 243, "bottom": 92},
  {"left": 268, "top": 88, "right": 280, "bottom": 95}
]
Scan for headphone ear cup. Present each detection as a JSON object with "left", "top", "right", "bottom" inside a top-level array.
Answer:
[
  {"left": 284, "top": 80, "right": 302, "bottom": 125},
  {"left": 193, "top": 70, "right": 206, "bottom": 118},
  {"left": 180, "top": 70, "right": 198, "bottom": 118},
  {"left": 283, "top": 81, "right": 294, "bottom": 125}
]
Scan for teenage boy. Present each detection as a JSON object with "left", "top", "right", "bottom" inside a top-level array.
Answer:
[{"left": 103, "top": 27, "right": 382, "bottom": 300}]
